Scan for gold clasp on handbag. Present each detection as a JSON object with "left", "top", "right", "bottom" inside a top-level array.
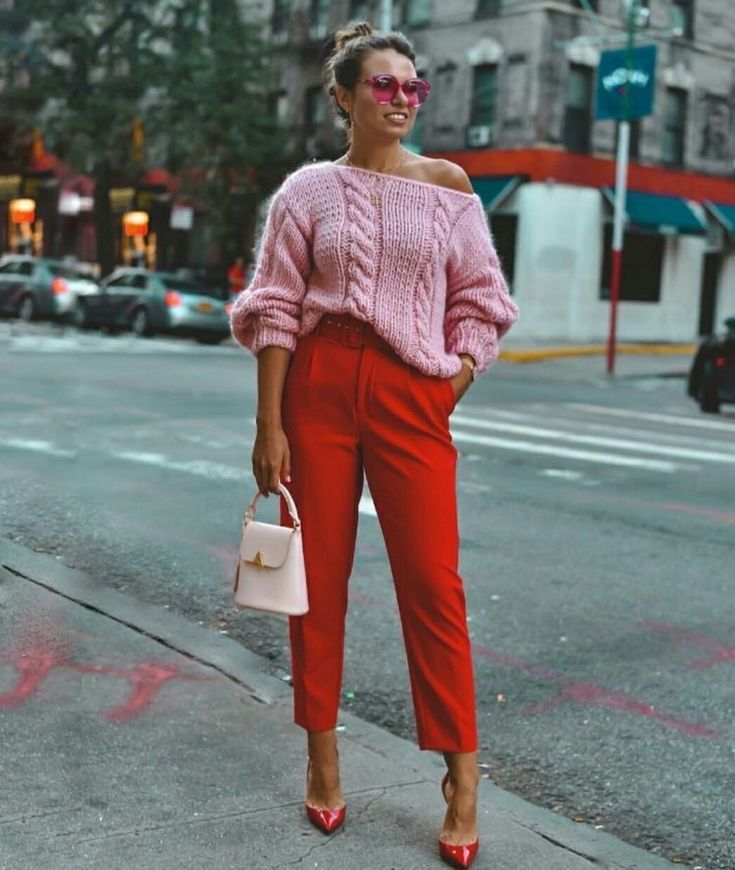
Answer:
[{"left": 246, "top": 550, "right": 266, "bottom": 568}]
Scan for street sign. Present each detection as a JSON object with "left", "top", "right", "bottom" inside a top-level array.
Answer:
[{"left": 596, "top": 44, "right": 657, "bottom": 120}]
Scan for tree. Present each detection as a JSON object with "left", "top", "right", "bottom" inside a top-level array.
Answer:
[
  {"left": 1, "top": 0, "right": 288, "bottom": 274},
  {"left": 1, "top": 1, "right": 165, "bottom": 274},
  {"left": 155, "top": 0, "right": 290, "bottom": 268}
]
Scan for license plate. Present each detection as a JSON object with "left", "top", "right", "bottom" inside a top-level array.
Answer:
[{"left": 196, "top": 302, "right": 213, "bottom": 313}]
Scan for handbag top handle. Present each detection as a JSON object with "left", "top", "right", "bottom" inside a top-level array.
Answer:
[{"left": 245, "top": 483, "right": 301, "bottom": 529}]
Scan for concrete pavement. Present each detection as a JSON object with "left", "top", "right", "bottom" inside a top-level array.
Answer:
[{"left": 0, "top": 538, "right": 675, "bottom": 869}]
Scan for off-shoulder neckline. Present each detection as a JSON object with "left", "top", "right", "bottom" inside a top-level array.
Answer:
[{"left": 326, "top": 162, "right": 480, "bottom": 201}]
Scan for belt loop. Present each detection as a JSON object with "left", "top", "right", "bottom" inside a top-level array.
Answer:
[{"left": 345, "top": 319, "right": 364, "bottom": 348}]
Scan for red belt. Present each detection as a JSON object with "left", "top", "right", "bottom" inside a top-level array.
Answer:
[{"left": 314, "top": 313, "right": 394, "bottom": 353}]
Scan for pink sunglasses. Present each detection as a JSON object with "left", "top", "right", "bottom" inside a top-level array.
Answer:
[{"left": 357, "top": 74, "right": 432, "bottom": 107}]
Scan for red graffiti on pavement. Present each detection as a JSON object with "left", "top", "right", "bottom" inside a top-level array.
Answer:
[
  {"left": 0, "top": 647, "right": 211, "bottom": 722},
  {"left": 639, "top": 621, "right": 735, "bottom": 669},
  {"left": 473, "top": 644, "right": 718, "bottom": 739}
]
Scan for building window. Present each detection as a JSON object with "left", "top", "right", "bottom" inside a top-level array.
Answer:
[
  {"left": 310, "top": 0, "right": 329, "bottom": 38},
  {"left": 304, "top": 85, "right": 326, "bottom": 137},
  {"left": 475, "top": 0, "right": 501, "bottom": 18},
  {"left": 600, "top": 226, "right": 663, "bottom": 303},
  {"left": 562, "top": 63, "right": 593, "bottom": 153},
  {"left": 400, "top": 0, "right": 431, "bottom": 26},
  {"left": 661, "top": 88, "right": 687, "bottom": 166},
  {"left": 272, "top": 0, "right": 290, "bottom": 34},
  {"left": 672, "top": 0, "right": 694, "bottom": 40},
  {"left": 470, "top": 64, "right": 498, "bottom": 127},
  {"left": 350, "top": 0, "right": 371, "bottom": 19},
  {"left": 616, "top": 118, "right": 641, "bottom": 161},
  {"left": 268, "top": 89, "right": 289, "bottom": 124}
]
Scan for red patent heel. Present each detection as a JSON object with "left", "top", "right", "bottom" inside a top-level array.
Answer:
[
  {"left": 438, "top": 773, "right": 480, "bottom": 868},
  {"left": 304, "top": 759, "right": 346, "bottom": 834},
  {"left": 439, "top": 839, "right": 480, "bottom": 868}
]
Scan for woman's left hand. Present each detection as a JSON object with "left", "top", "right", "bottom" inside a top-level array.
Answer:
[{"left": 449, "top": 365, "right": 473, "bottom": 405}]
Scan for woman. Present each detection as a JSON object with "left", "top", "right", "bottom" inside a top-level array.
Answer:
[{"left": 231, "top": 21, "right": 518, "bottom": 868}]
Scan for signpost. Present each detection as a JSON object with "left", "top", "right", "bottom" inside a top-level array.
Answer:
[{"left": 595, "top": 2, "right": 657, "bottom": 375}]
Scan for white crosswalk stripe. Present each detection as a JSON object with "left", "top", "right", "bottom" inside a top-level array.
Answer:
[{"left": 449, "top": 402, "right": 734, "bottom": 475}]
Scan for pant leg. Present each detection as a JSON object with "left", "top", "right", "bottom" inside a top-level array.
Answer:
[
  {"left": 359, "top": 345, "right": 477, "bottom": 753},
  {"left": 281, "top": 333, "right": 363, "bottom": 732}
]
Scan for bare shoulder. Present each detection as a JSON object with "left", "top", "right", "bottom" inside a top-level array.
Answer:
[{"left": 408, "top": 157, "right": 474, "bottom": 194}]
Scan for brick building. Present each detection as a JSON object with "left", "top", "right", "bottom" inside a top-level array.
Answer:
[{"left": 265, "top": 0, "right": 735, "bottom": 341}]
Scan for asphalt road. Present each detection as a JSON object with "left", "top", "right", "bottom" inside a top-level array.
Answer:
[{"left": 1, "top": 321, "right": 733, "bottom": 870}]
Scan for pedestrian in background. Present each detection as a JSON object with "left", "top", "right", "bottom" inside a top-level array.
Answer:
[
  {"left": 230, "top": 21, "right": 517, "bottom": 868},
  {"left": 227, "top": 256, "right": 246, "bottom": 298}
]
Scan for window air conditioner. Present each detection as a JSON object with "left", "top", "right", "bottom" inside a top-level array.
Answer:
[{"left": 466, "top": 124, "right": 493, "bottom": 148}]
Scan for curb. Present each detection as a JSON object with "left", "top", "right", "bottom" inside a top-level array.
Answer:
[
  {"left": 499, "top": 344, "right": 696, "bottom": 363},
  {"left": 0, "top": 538, "right": 675, "bottom": 869}
]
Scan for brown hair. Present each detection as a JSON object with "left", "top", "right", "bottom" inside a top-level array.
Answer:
[{"left": 323, "top": 21, "right": 417, "bottom": 134}]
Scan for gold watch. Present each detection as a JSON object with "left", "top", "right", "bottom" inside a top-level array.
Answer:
[{"left": 459, "top": 355, "right": 476, "bottom": 382}]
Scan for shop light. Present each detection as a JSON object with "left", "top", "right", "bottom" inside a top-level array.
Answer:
[
  {"left": 123, "top": 210, "right": 149, "bottom": 237},
  {"left": 10, "top": 198, "right": 36, "bottom": 224}
]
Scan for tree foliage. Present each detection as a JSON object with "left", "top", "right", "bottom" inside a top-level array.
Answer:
[{"left": 1, "top": 0, "right": 287, "bottom": 270}]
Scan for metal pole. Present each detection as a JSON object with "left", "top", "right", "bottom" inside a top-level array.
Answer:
[
  {"left": 606, "top": 0, "right": 636, "bottom": 376},
  {"left": 380, "top": 0, "right": 392, "bottom": 32}
]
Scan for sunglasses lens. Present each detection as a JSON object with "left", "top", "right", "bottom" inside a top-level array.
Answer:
[
  {"left": 370, "top": 76, "right": 398, "bottom": 103},
  {"left": 406, "top": 79, "right": 430, "bottom": 106}
]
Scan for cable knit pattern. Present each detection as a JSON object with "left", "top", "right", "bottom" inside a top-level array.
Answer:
[
  {"left": 342, "top": 172, "right": 377, "bottom": 318},
  {"left": 231, "top": 161, "right": 518, "bottom": 375}
]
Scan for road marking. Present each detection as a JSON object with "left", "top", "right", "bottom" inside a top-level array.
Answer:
[
  {"left": 567, "top": 403, "right": 735, "bottom": 432},
  {"left": 449, "top": 429, "right": 682, "bottom": 472},
  {"left": 540, "top": 469, "right": 584, "bottom": 481},
  {"left": 452, "top": 413, "right": 735, "bottom": 465},
  {"left": 0, "top": 437, "right": 76, "bottom": 458},
  {"left": 111, "top": 451, "right": 245, "bottom": 481},
  {"left": 474, "top": 406, "right": 734, "bottom": 451}
]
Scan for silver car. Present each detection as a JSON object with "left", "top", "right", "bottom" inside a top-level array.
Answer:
[
  {"left": 0, "top": 255, "right": 100, "bottom": 323},
  {"left": 83, "top": 268, "right": 232, "bottom": 343}
]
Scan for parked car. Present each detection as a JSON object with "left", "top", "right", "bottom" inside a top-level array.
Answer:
[
  {"left": 687, "top": 316, "right": 735, "bottom": 413},
  {"left": 83, "top": 268, "right": 232, "bottom": 343},
  {"left": 0, "top": 255, "right": 100, "bottom": 324}
]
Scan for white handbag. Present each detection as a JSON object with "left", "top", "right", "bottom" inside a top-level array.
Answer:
[{"left": 233, "top": 483, "right": 309, "bottom": 616}]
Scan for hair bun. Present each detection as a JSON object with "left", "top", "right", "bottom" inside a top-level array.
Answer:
[{"left": 334, "top": 21, "right": 376, "bottom": 52}]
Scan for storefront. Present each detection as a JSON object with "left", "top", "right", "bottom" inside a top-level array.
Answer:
[{"left": 436, "top": 147, "right": 735, "bottom": 341}]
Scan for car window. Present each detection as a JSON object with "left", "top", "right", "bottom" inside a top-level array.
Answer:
[
  {"left": 19, "top": 262, "right": 33, "bottom": 276},
  {"left": 0, "top": 262, "right": 19, "bottom": 274},
  {"left": 47, "top": 263, "right": 89, "bottom": 280},
  {"left": 130, "top": 274, "right": 148, "bottom": 290},
  {"left": 105, "top": 274, "right": 132, "bottom": 288}
]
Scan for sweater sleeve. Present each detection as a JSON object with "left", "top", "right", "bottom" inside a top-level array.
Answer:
[
  {"left": 444, "top": 197, "right": 519, "bottom": 373},
  {"left": 230, "top": 185, "right": 312, "bottom": 355}
]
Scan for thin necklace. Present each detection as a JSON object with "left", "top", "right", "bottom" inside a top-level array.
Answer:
[{"left": 345, "top": 148, "right": 404, "bottom": 175}]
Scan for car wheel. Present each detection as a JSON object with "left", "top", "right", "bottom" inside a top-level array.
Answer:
[
  {"left": 698, "top": 365, "right": 721, "bottom": 414},
  {"left": 131, "top": 308, "right": 154, "bottom": 338},
  {"left": 71, "top": 300, "right": 87, "bottom": 329},
  {"left": 17, "top": 295, "right": 36, "bottom": 322}
]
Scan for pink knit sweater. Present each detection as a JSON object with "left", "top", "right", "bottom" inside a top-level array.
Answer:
[{"left": 230, "top": 161, "right": 518, "bottom": 376}]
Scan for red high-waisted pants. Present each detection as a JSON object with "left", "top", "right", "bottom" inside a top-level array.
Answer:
[{"left": 280, "top": 314, "right": 477, "bottom": 752}]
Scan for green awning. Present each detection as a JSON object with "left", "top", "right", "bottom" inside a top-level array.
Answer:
[
  {"left": 601, "top": 187, "right": 707, "bottom": 235},
  {"left": 704, "top": 201, "right": 735, "bottom": 236},
  {"left": 472, "top": 175, "right": 523, "bottom": 212}
]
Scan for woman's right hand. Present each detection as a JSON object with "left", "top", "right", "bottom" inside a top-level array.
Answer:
[{"left": 252, "top": 422, "right": 291, "bottom": 496}]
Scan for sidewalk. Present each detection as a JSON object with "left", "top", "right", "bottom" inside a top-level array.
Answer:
[
  {"left": 498, "top": 340, "right": 696, "bottom": 364},
  {"left": 0, "top": 539, "right": 674, "bottom": 870}
]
